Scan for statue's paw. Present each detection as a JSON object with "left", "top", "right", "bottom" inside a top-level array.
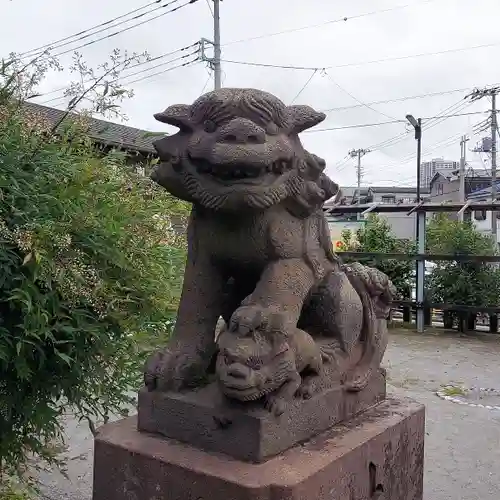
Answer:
[
  {"left": 295, "top": 377, "right": 318, "bottom": 400},
  {"left": 319, "top": 340, "right": 342, "bottom": 365},
  {"left": 143, "top": 345, "right": 208, "bottom": 392},
  {"left": 320, "top": 348, "right": 337, "bottom": 364},
  {"left": 264, "top": 394, "right": 287, "bottom": 416},
  {"left": 229, "top": 305, "right": 287, "bottom": 335}
]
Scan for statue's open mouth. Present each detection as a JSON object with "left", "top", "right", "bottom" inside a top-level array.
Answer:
[
  {"left": 223, "top": 379, "right": 255, "bottom": 391},
  {"left": 187, "top": 154, "right": 293, "bottom": 183},
  {"left": 221, "top": 383, "right": 266, "bottom": 401}
]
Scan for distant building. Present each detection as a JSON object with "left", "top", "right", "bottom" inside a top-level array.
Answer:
[
  {"left": 325, "top": 185, "right": 430, "bottom": 240},
  {"left": 429, "top": 169, "right": 493, "bottom": 205},
  {"left": 420, "top": 157, "right": 460, "bottom": 188},
  {"left": 428, "top": 169, "right": 500, "bottom": 241},
  {"left": 473, "top": 136, "right": 492, "bottom": 153},
  {"left": 466, "top": 180, "right": 500, "bottom": 243}
]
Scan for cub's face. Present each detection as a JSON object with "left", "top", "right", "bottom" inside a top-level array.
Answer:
[{"left": 216, "top": 326, "right": 293, "bottom": 401}]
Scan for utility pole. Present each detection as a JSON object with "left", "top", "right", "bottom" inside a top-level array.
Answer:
[
  {"left": 213, "top": 0, "right": 222, "bottom": 90},
  {"left": 466, "top": 86, "right": 500, "bottom": 239},
  {"left": 405, "top": 115, "right": 422, "bottom": 202},
  {"left": 491, "top": 92, "right": 497, "bottom": 237},
  {"left": 458, "top": 134, "right": 469, "bottom": 221},
  {"left": 406, "top": 114, "right": 424, "bottom": 333},
  {"left": 349, "top": 148, "right": 370, "bottom": 189},
  {"left": 199, "top": 1, "right": 222, "bottom": 90}
]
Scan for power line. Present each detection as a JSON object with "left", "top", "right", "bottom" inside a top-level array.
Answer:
[
  {"left": 290, "top": 69, "right": 317, "bottom": 104},
  {"left": 52, "top": 58, "right": 200, "bottom": 107},
  {"left": 304, "top": 111, "right": 488, "bottom": 133},
  {"left": 223, "top": 0, "right": 439, "bottom": 46},
  {"left": 325, "top": 89, "right": 493, "bottom": 165},
  {"left": 332, "top": 103, "right": 481, "bottom": 176},
  {"left": 205, "top": 0, "right": 214, "bottom": 17},
  {"left": 121, "top": 57, "right": 199, "bottom": 86},
  {"left": 221, "top": 40, "right": 500, "bottom": 72},
  {"left": 40, "top": 52, "right": 200, "bottom": 106},
  {"left": 222, "top": 60, "right": 320, "bottom": 71},
  {"left": 308, "top": 119, "right": 404, "bottom": 132},
  {"left": 322, "top": 70, "right": 398, "bottom": 121},
  {"left": 17, "top": 0, "right": 171, "bottom": 58},
  {"left": 364, "top": 99, "right": 473, "bottom": 155},
  {"left": 334, "top": 99, "right": 476, "bottom": 173},
  {"left": 367, "top": 127, "right": 473, "bottom": 176},
  {"left": 320, "top": 85, "right": 499, "bottom": 113},
  {"left": 199, "top": 73, "right": 212, "bottom": 94},
  {"left": 23, "top": 0, "right": 200, "bottom": 62},
  {"left": 374, "top": 101, "right": 478, "bottom": 168},
  {"left": 34, "top": 42, "right": 200, "bottom": 103}
]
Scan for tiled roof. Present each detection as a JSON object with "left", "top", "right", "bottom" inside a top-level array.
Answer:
[{"left": 22, "top": 102, "right": 162, "bottom": 154}]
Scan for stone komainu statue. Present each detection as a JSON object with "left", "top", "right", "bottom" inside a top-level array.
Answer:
[{"left": 144, "top": 88, "right": 396, "bottom": 415}]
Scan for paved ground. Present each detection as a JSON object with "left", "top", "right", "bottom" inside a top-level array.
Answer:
[{"left": 36, "top": 329, "right": 500, "bottom": 500}]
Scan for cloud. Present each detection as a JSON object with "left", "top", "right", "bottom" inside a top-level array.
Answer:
[{"left": 3, "top": 0, "right": 500, "bottom": 186}]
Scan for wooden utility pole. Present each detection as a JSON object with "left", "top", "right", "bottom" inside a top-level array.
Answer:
[
  {"left": 458, "top": 135, "right": 469, "bottom": 221},
  {"left": 466, "top": 86, "right": 500, "bottom": 239},
  {"left": 213, "top": 0, "right": 222, "bottom": 90},
  {"left": 491, "top": 93, "right": 497, "bottom": 236},
  {"left": 349, "top": 148, "right": 370, "bottom": 189}
]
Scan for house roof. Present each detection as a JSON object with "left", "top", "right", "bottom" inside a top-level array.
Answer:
[
  {"left": 429, "top": 171, "right": 453, "bottom": 186},
  {"left": 468, "top": 181, "right": 500, "bottom": 199},
  {"left": 368, "top": 186, "right": 431, "bottom": 194},
  {"left": 23, "top": 102, "right": 161, "bottom": 154}
]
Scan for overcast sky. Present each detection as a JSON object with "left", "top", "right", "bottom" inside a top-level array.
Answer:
[{"left": 3, "top": 0, "right": 500, "bottom": 186}]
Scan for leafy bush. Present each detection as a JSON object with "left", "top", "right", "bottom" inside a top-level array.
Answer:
[
  {"left": 0, "top": 476, "right": 32, "bottom": 499},
  {"left": 426, "top": 214, "right": 500, "bottom": 330},
  {"left": 340, "top": 214, "right": 415, "bottom": 297},
  {"left": 0, "top": 101, "right": 188, "bottom": 474}
]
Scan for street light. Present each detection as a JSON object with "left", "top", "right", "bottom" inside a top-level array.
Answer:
[
  {"left": 406, "top": 114, "right": 424, "bottom": 333},
  {"left": 406, "top": 114, "right": 422, "bottom": 203}
]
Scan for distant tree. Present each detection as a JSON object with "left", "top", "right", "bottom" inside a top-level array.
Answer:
[
  {"left": 426, "top": 214, "right": 500, "bottom": 332},
  {"left": 340, "top": 214, "right": 415, "bottom": 299}
]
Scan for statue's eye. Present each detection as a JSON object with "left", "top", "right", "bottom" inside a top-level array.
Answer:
[
  {"left": 204, "top": 120, "right": 216, "bottom": 133},
  {"left": 266, "top": 123, "right": 278, "bottom": 135}
]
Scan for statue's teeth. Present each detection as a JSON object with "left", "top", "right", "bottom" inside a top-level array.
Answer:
[{"left": 247, "top": 169, "right": 260, "bottom": 178}]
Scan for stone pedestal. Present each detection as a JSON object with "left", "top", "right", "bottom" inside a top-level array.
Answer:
[
  {"left": 93, "top": 396, "right": 424, "bottom": 500},
  {"left": 137, "top": 369, "right": 386, "bottom": 463}
]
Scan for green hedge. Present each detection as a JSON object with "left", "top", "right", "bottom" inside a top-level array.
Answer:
[{"left": 0, "top": 103, "right": 188, "bottom": 474}]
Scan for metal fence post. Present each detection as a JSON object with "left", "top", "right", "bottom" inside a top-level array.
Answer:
[{"left": 416, "top": 211, "right": 426, "bottom": 333}]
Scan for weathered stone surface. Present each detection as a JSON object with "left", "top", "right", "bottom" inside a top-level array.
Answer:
[
  {"left": 137, "top": 369, "right": 386, "bottom": 463},
  {"left": 93, "top": 396, "right": 424, "bottom": 500},
  {"left": 142, "top": 88, "right": 397, "bottom": 416}
]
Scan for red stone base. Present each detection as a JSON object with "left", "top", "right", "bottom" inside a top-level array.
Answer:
[{"left": 92, "top": 396, "right": 424, "bottom": 500}]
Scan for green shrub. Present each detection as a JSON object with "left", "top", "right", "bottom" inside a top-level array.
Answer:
[
  {"left": 340, "top": 214, "right": 415, "bottom": 297},
  {"left": 0, "top": 102, "right": 188, "bottom": 475},
  {"left": 0, "top": 477, "right": 32, "bottom": 499},
  {"left": 426, "top": 214, "right": 500, "bottom": 330}
]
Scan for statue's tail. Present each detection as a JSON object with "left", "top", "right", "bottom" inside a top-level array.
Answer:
[{"left": 342, "top": 266, "right": 387, "bottom": 392}]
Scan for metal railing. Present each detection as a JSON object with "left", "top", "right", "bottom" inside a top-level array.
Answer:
[{"left": 325, "top": 201, "right": 500, "bottom": 332}]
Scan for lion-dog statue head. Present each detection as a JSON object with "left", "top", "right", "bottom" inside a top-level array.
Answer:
[{"left": 151, "top": 88, "right": 338, "bottom": 212}]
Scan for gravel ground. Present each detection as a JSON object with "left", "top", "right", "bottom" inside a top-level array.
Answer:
[{"left": 36, "top": 329, "right": 500, "bottom": 500}]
